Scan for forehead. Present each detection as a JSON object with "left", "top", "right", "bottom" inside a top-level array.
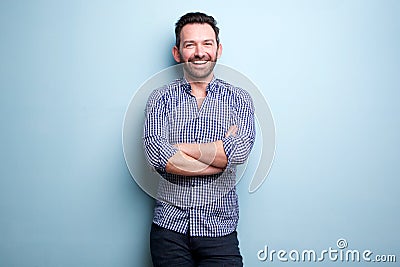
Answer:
[{"left": 180, "top": 23, "right": 216, "bottom": 43}]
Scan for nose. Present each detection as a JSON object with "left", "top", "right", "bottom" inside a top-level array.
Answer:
[{"left": 194, "top": 44, "right": 205, "bottom": 58}]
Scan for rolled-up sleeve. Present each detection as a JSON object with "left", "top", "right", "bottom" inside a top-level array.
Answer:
[
  {"left": 143, "top": 88, "right": 178, "bottom": 172},
  {"left": 222, "top": 88, "right": 256, "bottom": 167}
]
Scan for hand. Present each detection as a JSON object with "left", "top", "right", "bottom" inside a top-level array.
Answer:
[{"left": 225, "top": 125, "right": 238, "bottom": 138}]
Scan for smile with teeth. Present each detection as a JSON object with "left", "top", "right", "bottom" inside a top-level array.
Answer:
[{"left": 192, "top": 60, "right": 208, "bottom": 65}]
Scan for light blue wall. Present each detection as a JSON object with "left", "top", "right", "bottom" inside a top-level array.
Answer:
[{"left": 1, "top": 1, "right": 399, "bottom": 266}]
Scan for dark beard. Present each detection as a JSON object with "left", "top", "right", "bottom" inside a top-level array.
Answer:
[{"left": 179, "top": 50, "right": 219, "bottom": 81}]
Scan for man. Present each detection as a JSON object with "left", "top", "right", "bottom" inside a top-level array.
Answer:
[{"left": 143, "top": 12, "right": 255, "bottom": 266}]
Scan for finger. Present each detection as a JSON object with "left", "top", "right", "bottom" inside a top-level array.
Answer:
[
  {"left": 231, "top": 125, "right": 238, "bottom": 136},
  {"left": 225, "top": 125, "right": 238, "bottom": 137},
  {"left": 225, "top": 127, "right": 234, "bottom": 137}
]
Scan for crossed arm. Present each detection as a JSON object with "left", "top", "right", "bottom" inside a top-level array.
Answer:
[
  {"left": 143, "top": 87, "right": 255, "bottom": 177},
  {"left": 165, "top": 125, "right": 238, "bottom": 176}
]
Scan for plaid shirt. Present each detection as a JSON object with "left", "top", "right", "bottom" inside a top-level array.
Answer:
[{"left": 143, "top": 77, "right": 255, "bottom": 237}]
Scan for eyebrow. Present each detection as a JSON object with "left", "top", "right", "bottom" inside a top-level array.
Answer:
[{"left": 183, "top": 39, "right": 216, "bottom": 45}]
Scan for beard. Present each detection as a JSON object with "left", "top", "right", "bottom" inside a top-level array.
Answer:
[{"left": 179, "top": 50, "right": 219, "bottom": 82}]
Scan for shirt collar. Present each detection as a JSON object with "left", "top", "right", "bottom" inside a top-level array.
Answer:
[{"left": 180, "top": 76, "right": 218, "bottom": 93}]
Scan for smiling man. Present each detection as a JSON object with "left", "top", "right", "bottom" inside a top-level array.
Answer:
[{"left": 143, "top": 12, "right": 255, "bottom": 266}]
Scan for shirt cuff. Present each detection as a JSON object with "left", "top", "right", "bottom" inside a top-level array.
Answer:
[
  {"left": 222, "top": 136, "right": 235, "bottom": 168},
  {"left": 159, "top": 144, "right": 179, "bottom": 172}
]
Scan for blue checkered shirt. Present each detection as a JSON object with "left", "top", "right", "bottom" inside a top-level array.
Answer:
[{"left": 143, "top": 77, "right": 255, "bottom": 237}]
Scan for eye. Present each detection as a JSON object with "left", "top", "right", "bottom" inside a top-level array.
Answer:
[{"left": 185, "top": 43, "right": 194, "bottom": 48}]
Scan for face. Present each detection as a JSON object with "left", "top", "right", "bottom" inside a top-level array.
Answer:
[{"left": 173, "top": 23, "right": 222, "bottom": 82}]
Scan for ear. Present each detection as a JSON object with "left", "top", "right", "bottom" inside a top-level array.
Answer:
[
  {"left": 172, "top": 46, "right": 181, "bottom": 63},
  {"left": 217, "top": 43, "right": 223, "bottom": 59}
]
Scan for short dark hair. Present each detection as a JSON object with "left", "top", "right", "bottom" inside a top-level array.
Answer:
[{"left": 175, "top": 12, "right": 220, "bottom": 48}]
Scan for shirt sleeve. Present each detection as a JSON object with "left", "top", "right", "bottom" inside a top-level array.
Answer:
[
  {"left": 143, "top": 87, "right": 178, "bottom": 172},
  {"left": 222, "top": 88, "right": 256, "bottom": 167}
]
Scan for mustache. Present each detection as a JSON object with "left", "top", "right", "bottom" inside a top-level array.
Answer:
[
  {"left": 178, "top": 51, "right": 219, "bottom": 63},
  {"left": 188, "top": 55, "right": 212, "bottom": 62}
]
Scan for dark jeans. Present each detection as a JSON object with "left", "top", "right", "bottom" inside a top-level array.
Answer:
[{"left": 150, "top": 223, "right": 243, "bottom": 267}]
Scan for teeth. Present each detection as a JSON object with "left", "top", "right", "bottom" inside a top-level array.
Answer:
[{"left": 193, "top": 61, "right": 207, "bottom": 64}]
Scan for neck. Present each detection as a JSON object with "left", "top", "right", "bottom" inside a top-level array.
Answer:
[
  {"left": 190, "top": 81, "right": 208, "bottom": 94},
  {"left": 184, "top": 73, "right": 214, "bottom": 94}
]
